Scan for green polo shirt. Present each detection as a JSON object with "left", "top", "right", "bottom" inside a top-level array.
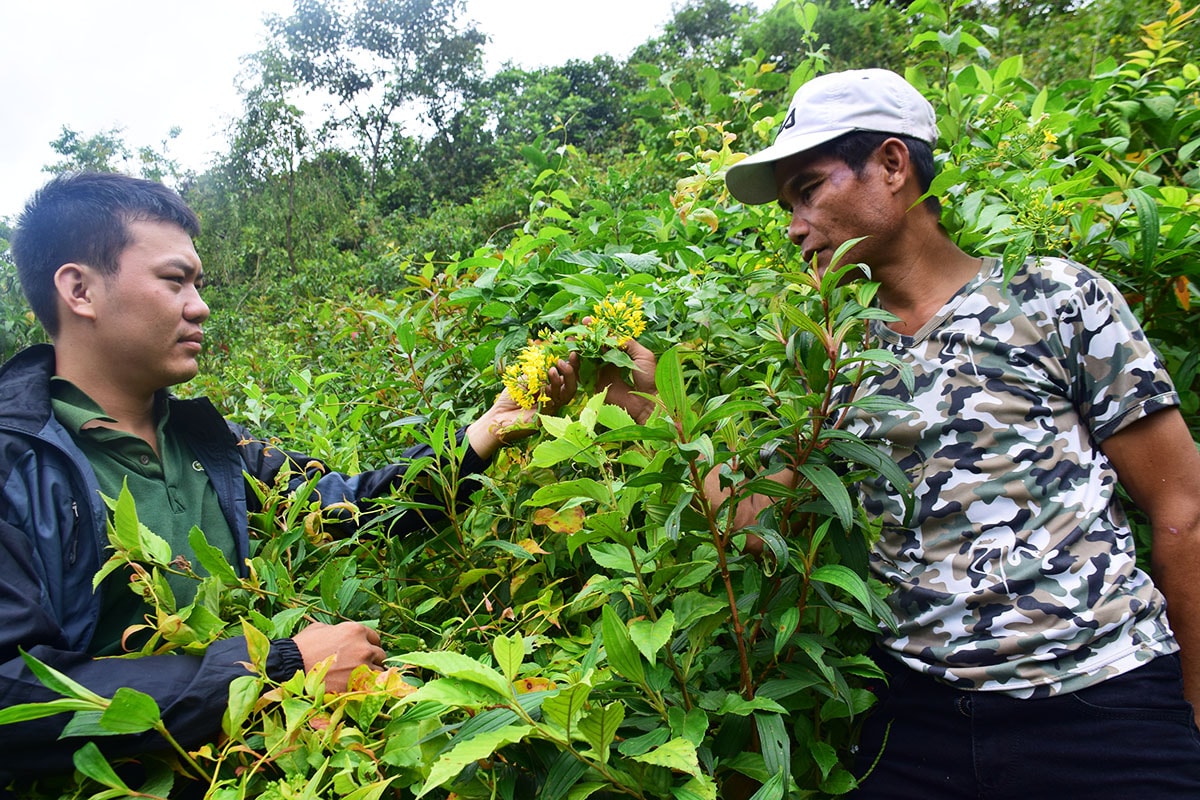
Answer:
[{"left": 50, "top": 378, "right": 237, "bottom": 656}]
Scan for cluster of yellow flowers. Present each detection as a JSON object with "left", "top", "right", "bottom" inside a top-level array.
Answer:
[
  {"left": 592, "top": 291, "right": 646, "bottom": 346},
  {"left": 502, "top": 341, "right": 562, "bottom": 410},
  {"left": 500, "top": 291, "right": 647, "bottom": 410}
]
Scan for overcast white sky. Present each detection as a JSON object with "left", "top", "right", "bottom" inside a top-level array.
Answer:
[{"left": 0, "top": 0, "right": 773, "bottom": 221}]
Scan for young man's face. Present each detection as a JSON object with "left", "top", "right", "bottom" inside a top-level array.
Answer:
[
  {"left": 773, "top": 148, "right": 899, "bottom": 276},
  {"left": 85, "top": 219, "right": 209, "bottom": 396}
]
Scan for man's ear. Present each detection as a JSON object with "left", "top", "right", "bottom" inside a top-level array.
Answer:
[
  {"left": 53, "top": 263, "right": 101, "bottom": 323},
  {"left": 877, "top": 138, "right": 913, "bottom": 194}
]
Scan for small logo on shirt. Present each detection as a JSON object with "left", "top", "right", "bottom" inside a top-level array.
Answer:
[{"left": 192, "top": 460, "right": 205, "bottom": 472}]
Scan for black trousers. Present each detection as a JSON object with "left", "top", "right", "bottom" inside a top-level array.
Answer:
[{"left": 852, "top": 652, "right": 1200, "bottom": 799}]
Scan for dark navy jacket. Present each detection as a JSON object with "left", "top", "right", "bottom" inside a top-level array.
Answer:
[{"left": 0, "top": 344, "right": 485, "bottom": 778}]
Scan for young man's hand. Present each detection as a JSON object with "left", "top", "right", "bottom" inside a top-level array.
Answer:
[
  {"left": 292, "top": 621, "right": 386, "bottom": 693},
  {"left": 596, "top": 339, "right": 657, "bottom": 424},
  {"left": 467, "top": 353, "right": 580, "bottom": 458}
]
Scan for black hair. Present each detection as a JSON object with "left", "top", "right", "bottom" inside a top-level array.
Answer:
[
  {"left": 807, "top": 130, "right": 941, "bottom": 215},
  {"left": 10, "top": 172, "right": 201, "bottom": 337}
]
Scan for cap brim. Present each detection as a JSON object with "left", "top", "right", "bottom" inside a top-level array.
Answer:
[{"left": 725, "top": 126, "right": 855, "bottom": 205}]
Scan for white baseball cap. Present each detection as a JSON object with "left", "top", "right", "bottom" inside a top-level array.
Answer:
[{"left": 724, "top": 68, "right": 938, "bottom": 205}]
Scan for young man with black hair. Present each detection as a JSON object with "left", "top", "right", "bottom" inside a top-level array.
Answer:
[
  {"left": 0, "top": 172, "right": 577, "bottom": 781},
  {"left": 606, "top": 68, "right": 1200, "bottom": 797}
]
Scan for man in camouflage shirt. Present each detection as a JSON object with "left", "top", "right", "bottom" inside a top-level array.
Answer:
[{"left": 711, "top": 69, "right": 1200, "bottom": 796}]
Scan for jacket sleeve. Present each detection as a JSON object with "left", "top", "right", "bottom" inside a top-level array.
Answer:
[
  {"left": 232, "top": 423, "right": 492, "bottom": 536},
  {"left": 0, "top": 518, "right": 304, "bottom": 780}
]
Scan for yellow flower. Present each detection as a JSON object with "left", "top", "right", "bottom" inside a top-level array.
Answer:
[
  {"left": 591, "top": 292, "right": 646, "bottom": 346},
  {"left": 502, "top": 341, "right": 560, "bottom": 410}
]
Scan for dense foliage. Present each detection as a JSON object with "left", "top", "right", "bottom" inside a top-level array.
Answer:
[{"left": 1, "top": 0, "right": 1197, "bottom": 797}]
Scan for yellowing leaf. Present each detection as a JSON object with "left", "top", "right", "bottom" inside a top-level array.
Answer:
[
  {"left": 533, "top": 507, "right": 586, "bottom": 534},
  {"left": 514, "top": 676, "right": 555, "bottom": 694},
  {"left": 1174, "top": 275, "right": 1191, "bottom": 311},
  {"left": 517, "top": 537, "right": 550, "bottom": 555}
]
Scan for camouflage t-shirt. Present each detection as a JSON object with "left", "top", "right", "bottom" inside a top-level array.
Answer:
[{"left": 843, "top": 256, "right": 1180, "bottom": 697}]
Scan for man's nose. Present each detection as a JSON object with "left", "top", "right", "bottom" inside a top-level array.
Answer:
[
  {"left": 187, "top": 288, "right": 210, "bottom": 323},
  {"left": 787, "top": 209, "right": 810, "bottom": 245}
]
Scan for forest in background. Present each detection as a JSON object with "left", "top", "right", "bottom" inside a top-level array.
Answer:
[{"left": 1, "top": 0, "right": 1198, "bottom": 797}]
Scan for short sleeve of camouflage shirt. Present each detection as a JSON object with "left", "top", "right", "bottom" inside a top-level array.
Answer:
[{"left": 843, "top": 256, "right": 1179, "bottom": 697}]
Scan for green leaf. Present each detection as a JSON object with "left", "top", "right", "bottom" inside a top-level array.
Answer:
[
  {"left": 0, "top": 697, "right": 98, "bottom": 726},
  {"left": 1126, "top": 186, "right": 1159, "bottom": 272},
  {"left": 223, "top": 674, "right": 261, "bottom": 737},
  {"left": 601, "top": 605, "right": 645, "bottom": 684},
  {"left": 409, "top": 676, "right": 509, "bottom": 709},
  {"left": 809, "top": 564, "right": 875, "bottom": 615},
  {"left": 342, "top": 778, "right": 397, "bottom": 800},
  {"left": 773, "top": 606, "right": 801, "bottom": 657},
  {"left": 542, "top": 683, "right": 592, "bottom": 733},
  {"left": 242, "top": 620, "right": 273, "bottom": 674},
  {"left": 797, "top": 463, "right": 852, "bottom": 530},
  {"left": 188, "top": 526, "right": 240, "bottom": 585},
  {"left": 110, "top": 482, "right": 141, "bottom": 554},
  {"left": 542, "top": 750, "right": 590, "bottom": 800},
  {"left": 579, "top": 701, "right": 625, "bottom": 763},
  {"left": 18, "top": 650, "right": 107, "bottom": 704},
  {"left": 398, "top": 651, "right": 513, "bottom": 699},
  {"left": 630, "top": 737, "right": 701, "bottom": 777},
  {"left": 747, "top": 770, "right": 786, "bottom": 800},
  {"left": 716, "top": 695, "right": 788, "bottom": 716},
  {"left": 417, "top": 724, "right": 533, "bottom": 797},
  {"left": 629, "top": 610, "right": 675, "bottom": 667},
  {"left": 674, "top": 775, "right": 719, "bottom": 800},
  {"left": 73, "top": 741, "right": 130, "bottom": 791},
  {"left": 527, "top": 479, "right": 611, "bottom": 507},
  {"left": 755, "top": 713, "right": 790, "bottom": 784},
  {"left": 492, "top": 634, "right": 524, "bottom": 682},
  {"left": 655, "top": 346, "right": 690, "bottom": 435},
  {"left": 810, "top": 739, "right": 840, "bottom": 780},
  {"left": 98, "top": 687, "right": 161, "bottom": 734}
]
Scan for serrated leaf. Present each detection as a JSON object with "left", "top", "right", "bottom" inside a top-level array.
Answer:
[
  {"left": 542, "top": 683, "right": 591, "bottom": 733},
  {"left": 492, "top": 634, "right": 524, "bottom": 682},
  {"left": 417, "top": 724, "right": 533, "bottom": 797},
  {"left": 629, "top": 611, "right": 674, "bottom": 666},
  {"left": 674, "top": 775, "right": 719, "bottom": 800},
  {"left": 716, "top": 695, "right": 788, "bottom": 716},
  {"left": 631, "top": 737, "right": 700, "bottom": 777},
  {"left": 188, "top": 526, "right": 239, "bottom": 585},
  {"left": 579, "top": 702, "right": 625, "bottom": 763}
]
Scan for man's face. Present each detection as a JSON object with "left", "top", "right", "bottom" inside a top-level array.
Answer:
[
  {"left": 773, "top": 148, "right": 898, "bottom": 276},
  {"left": 86, "top": 219, "right": 209, "bottom": 396}
]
